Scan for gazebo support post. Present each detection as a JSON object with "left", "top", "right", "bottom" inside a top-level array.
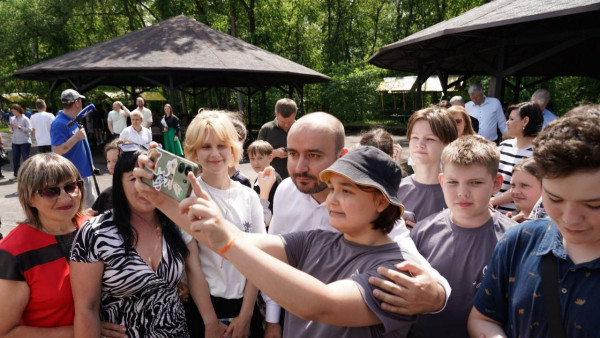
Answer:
[
  {"left": 247, "top": 87, "right": 252, "bottom": 130},
  {"left": 260, "top": 87, "right": 266, "bottom": 124},
  {"left": 169, "top": 75, "right": 175, "bottom": 108},
  {"left": 513, "top": 76, "right": 522, "bottom": 102}
]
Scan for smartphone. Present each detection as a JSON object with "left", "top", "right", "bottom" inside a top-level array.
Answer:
[
  {"left": 142, "top": 148, "right": 200, "bottom": 201},
  {"left": 402, "top": 210, "right": 416, "bottom": 223}
]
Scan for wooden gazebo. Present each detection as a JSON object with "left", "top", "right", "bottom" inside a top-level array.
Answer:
[{"left": 368, "top": 0, "right": 600, "bottom": 107}]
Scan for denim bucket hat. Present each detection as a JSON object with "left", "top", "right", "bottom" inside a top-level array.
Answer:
[{"left": 320, "top": 145, "right": 404, "bottom": 215}]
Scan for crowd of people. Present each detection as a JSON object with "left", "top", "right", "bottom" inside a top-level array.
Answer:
[{"left": 0, "top": 86, "right": 598, "bottom": 338}]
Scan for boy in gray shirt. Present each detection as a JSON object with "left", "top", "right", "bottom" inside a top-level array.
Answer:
[{"left": 410, "top": 136, "right": 516, "bottom": 338}]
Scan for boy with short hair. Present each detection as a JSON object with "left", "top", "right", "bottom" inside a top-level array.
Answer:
[
  {"left": 247, "top": 140, "right": 282, "bottom": 227},
  {"left": 409, "top": 135, "right": 516, "bottom": 338},
  {"left": 468, "top": 112, "right": 600, "bottom": 337}
]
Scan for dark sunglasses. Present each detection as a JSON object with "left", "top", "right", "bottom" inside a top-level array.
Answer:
[{"left": 35, "top": 180, "right": 83, "bottom": 199}]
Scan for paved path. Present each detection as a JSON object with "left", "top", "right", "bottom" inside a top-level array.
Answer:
[{"left": 0, "top": 131, "right": 407, "bottom": 237}]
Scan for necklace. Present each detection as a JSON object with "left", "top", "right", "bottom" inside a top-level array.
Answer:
[{"left": 131, "top": 212, "right": 162, "bottom": 271}]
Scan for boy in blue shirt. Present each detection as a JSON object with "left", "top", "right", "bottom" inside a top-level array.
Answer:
[{"left": 468, "top": 110, "right": 600, "bottom": 337}]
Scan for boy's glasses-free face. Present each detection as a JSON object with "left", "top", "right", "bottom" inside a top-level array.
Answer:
[{"left": 35, "top": 180, "right": 83, "bottom": 199}]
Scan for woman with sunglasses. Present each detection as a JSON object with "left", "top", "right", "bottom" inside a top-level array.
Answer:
[
  {"left": 447, "top": 106, "right": 476, "bottom": 137},
  {"left": 70, "top": 148, "right": 197, "bottom": 337},
  {"left": 0, "top": 153, "right": 88, "bottom": 336}
]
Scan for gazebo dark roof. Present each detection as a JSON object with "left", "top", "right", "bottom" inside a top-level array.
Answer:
[
  {"left": 13, "top": 15, "right": 330, "bottom": 90},
  {"left": 368, "top": 0, "right": 600, "bottom": 77}
]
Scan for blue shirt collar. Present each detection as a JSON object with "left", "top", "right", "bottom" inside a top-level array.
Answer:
[
  {"left": 536, "top": 220, "right": 567, "bottom": 259},
  {"left": 537, "top": 219, "right": 600, "bottom": 269}
]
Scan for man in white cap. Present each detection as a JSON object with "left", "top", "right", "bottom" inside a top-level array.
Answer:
[{"left": 51, "top": 89, "right": 97, "bottom": 207}]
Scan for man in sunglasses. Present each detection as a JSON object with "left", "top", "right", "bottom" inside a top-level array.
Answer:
[{"left": 50, "top": 89, "right": 98, "bottom": 208}]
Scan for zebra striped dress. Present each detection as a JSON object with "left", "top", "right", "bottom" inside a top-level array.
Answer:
[
  {"left": 495, "top": 138, "right": 534, "bottom": 214},
  {"left": 71, "top": 212, "right": 189, "bottom": 337}
]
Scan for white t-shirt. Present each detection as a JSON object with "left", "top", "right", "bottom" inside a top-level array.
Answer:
[
  {"left": 132, "top": 107, "right": 152, "bottom": 128},
  {"left": 264, "top": 177, "right": 452, "bottom": 323},
  {"left": 119, "top": 125, "right": 152, "bottom": 146},
  {"left": 181, "top": 178, "right": 266, "bottom": 299},
  {"left": 107, "top": 110, "right": 128, "bottom": 134},
  {"left": 30, "top": 111, "right": 55, "bottom": 146}
]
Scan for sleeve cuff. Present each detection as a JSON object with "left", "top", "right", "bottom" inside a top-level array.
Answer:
[{"left": 263, "top": 295, "right": 282, "bottom": 323}]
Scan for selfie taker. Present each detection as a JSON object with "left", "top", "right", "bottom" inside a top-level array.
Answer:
[{"left": 179, "top": 146, "right": 416, "bottom": 337}]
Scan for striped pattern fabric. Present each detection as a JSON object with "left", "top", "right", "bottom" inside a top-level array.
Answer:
[
  {"left": 71, "top": 212, "right": 189, "bottom": 337},
  {"left": 495, "top": 138, "right": 533, "bottom": 214}
]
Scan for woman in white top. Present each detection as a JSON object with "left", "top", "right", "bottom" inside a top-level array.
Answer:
[
  {"left": 119, "top": 111, "right": 152, "bottom": 147},
  {"left": 491, "top": 102, "right": 543, "bottom": 214}
]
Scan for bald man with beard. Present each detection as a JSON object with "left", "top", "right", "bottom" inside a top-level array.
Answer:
[{"left": 263, "top": 112, "right": 451, "bottom": 338}]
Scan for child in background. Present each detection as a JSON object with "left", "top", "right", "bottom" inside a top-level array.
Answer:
[
  {"left": 398, "top": 108, "right": 458, "bottom": 228},
  {"left": 409, "top": 136, "right": 516, "bottom": 338},
  {"left": 226, "top": 112, "right": 252, "bottom": 188},
  {"left": 87, "top": 138, "right": 132, "bottom": 215},
  {"left": 508, "top": 157, "right": 542, "bottom": 222},
  {"left": 247, "top": 140, "right": 282, "bottom": 227}
]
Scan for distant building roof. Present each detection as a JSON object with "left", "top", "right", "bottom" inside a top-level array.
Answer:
[
  {"left": 1, "top": 93, "right": 39, "bottom": 103},
  {"left": 377, "top": 76, "right": 461, "bottom": 93}
]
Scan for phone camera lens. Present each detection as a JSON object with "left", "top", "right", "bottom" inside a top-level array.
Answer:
[
  {"left": 185, "top": 166, "right": 192, "bottom": 175},
  {"left": 177, "top": 163, "right": 185, "bottom": 173}
]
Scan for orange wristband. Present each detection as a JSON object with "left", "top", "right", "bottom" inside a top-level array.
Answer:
[{"left": 218, "top": 237, "right": 236, "bottom": 256}]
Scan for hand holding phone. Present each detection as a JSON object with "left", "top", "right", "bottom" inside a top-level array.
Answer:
[{"left": 141, "top": 148, "right": 199, "bottom": 201}]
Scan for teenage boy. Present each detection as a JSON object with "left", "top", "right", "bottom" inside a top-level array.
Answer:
[
  {"left": 410, "top": 136, "right": 516, "bottom": 338},
  {"left": 248, "top": 140, "right": 282, "bottom": 227},
  {"left": 468, "top": 112, "right": 600, "bottom": 337}
]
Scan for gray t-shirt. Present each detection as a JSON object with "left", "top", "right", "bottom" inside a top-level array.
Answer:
[
  {"left": 409, "top": 209, "right": 516, "bottom": 338},
  {"left": 397, "top": 175, "right": 446, "bottom": 223},
  {"left": 281, "top": 230, "right": 414, "bottom": 338}
]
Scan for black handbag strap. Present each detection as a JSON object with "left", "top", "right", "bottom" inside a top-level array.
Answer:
[{"left": 541, "top": 252, "right": 567, "bottom": 338}]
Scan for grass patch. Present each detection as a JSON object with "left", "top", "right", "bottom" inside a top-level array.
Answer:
[{"left": 0, "top": 126, "right": 9, "bottom": 133}]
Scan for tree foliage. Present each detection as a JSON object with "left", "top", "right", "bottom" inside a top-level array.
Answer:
[{"left": 1, "top": 0, "right": 597, "bottom": 122}]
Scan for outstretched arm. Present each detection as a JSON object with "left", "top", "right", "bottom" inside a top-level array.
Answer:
[{"left": 179, "top": 173, "right": 382, "bottom": 327}]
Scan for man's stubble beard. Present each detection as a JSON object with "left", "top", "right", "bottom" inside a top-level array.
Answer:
[{"left": 292, "top": 173, "right": 328, "bottom": 195}]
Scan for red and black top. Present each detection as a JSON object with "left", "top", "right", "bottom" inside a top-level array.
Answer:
[{"left": 0, "top": 216, "right": 87, "bottom": 327}]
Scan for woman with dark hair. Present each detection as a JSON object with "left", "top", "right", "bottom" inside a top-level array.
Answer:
[
  {"left": 491, "top": 102, "right": 543, "bottom": 214},
  {"left": 161, "top": 104, "right": 184, "bottom": 156},
  {"left": 70, "top": 148, "right": 200, "bottom": 337},
  {"left": 8, "top": 103, "right": 32, "bottom": 180}
]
